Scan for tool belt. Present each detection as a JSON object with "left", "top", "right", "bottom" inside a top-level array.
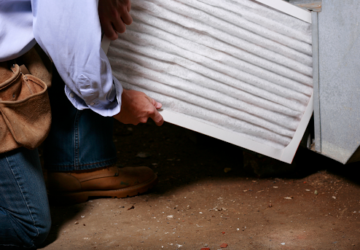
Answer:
[{"left": 0, "top": 46, "right": 52, "bottom": 153}]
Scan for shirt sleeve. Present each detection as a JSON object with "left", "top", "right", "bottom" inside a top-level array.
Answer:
[{"left": 31, "top": 0, "right": 122, "bottom": 117}]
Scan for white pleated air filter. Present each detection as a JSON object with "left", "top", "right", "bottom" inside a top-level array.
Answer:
[{"left": 105, "top": 0, "right": 313, "bottom": 163}]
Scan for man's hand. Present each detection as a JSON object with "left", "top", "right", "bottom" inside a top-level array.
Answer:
[
  {"left": 98, "top": 0, "right": 133, "bottom": 40},
  {"left": 114, "top": 89, "right": 164, "bottom": 126}
]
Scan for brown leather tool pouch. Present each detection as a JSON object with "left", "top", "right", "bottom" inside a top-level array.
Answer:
[{"left": 0, "top": 47, "right": 52, "bottom": 153}]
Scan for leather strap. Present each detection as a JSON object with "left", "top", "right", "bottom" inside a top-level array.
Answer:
[{"left": 19, "top": 65, "right": 30, "bottom": 75}]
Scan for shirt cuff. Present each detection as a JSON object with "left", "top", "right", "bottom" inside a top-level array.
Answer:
[{"left": 65, "top": 76, "right": 123, "bottom": 117}]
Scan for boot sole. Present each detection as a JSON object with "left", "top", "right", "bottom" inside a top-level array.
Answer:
[{"left": 48, "top": 175, "right": 158, "bottom": 204}]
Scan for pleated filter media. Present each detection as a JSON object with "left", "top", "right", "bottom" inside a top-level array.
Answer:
[{"left": 105, "top": 0, "right": 313, "bottom": 163}]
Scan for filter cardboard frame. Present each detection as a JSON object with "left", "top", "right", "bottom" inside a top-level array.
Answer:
[{"left": 102, "top": 0, "right": 313, "bottom": 164}]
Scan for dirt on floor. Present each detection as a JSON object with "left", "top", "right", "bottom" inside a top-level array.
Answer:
[{"left": 40, "top": 120, "right": 360, "bottom": 250}]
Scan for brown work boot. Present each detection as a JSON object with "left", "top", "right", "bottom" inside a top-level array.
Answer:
[{"left": 47, "top": 166, "right": 157, "bottom": 204}]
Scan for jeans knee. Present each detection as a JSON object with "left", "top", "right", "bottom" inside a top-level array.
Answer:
[
  {"left": 0, "top": 210, "right": 51, "bottom": 249},
  {"left": 20, "top": 217, "right": 51, "bottom": 248},
  {"left": 20, "top": 217, "right": 52, "bottom": 248},
  {"left": 33, "top": 217, "right": 52, "bottom": 247}
]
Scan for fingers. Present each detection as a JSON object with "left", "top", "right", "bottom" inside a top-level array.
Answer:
[
  {"left": 99, "top": 0, "right": 132, "bottom": 38},
  {"left": 112, "top": 17, "right": 126, "bottom": 34},
  {"left": 147, "top": 96, "right": 156, "bottom": 106},
  {"left": 119, "top": 0, "right": 132, "bottom": 25},
  {"left": 121, "top": 10, "right": 133, "bottom": 25},
  {"left": 146, "top": 98, "right": 164, "bottom": 126},
  {"left": 147, "top": 96, "right": 163, "bottom": 109},
  {"left": 155, "top": 101, "right": 162, "bottom": 109},
  {"left": 145, "top": 96, "right": 164, "bottom": 125},
  {"left": 108, "top": 7, "right": 125, "bottom": 34},
  {"left": 116, "top": 88, "right": 164, "bottom": 126},
  {"left": 150, "top": 108, "right": 164, "bottom": 126},
  {"left": 113, "top": 0, "right": 132, "bottom": 32},
  {"left": 101, "top": 18, "right": 118, "bottom": 40},
  {"left": 110, "top": 6, "right": 132, "bottom": 34}
]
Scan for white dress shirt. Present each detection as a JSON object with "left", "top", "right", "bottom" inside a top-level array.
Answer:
[{"left": 0, "top": 0, "right": 123, "bottom": 117}]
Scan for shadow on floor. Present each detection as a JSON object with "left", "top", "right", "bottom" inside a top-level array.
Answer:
[{"left": 40, "top": 121, "right": 360, "bottom": 248}]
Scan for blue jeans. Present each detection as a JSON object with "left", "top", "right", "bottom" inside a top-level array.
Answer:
[
  {"left": 0, "top": 148, "right": 50, "bottom": 249},
  {"left": 0, "top": 69, "right": 117, "bottom": 248}
]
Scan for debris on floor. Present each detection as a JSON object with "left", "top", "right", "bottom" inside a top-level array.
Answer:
[
  {"left": 136, "top": 152, "right": 152, "bottom": 158},
  {"left": 40, "top": 122, "right": 360, "bottom": 250}
]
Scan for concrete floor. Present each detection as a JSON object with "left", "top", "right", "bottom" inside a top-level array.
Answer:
[{"left": 41, "top": 121, "right": 360, "bottom": 250}]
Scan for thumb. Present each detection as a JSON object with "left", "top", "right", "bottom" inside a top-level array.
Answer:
[
  {"left": 147, "top": 96, "right": 162, "bottom": 109},
  {"left": 155, "top": 101, "right": 162, "bottom": 109}
]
